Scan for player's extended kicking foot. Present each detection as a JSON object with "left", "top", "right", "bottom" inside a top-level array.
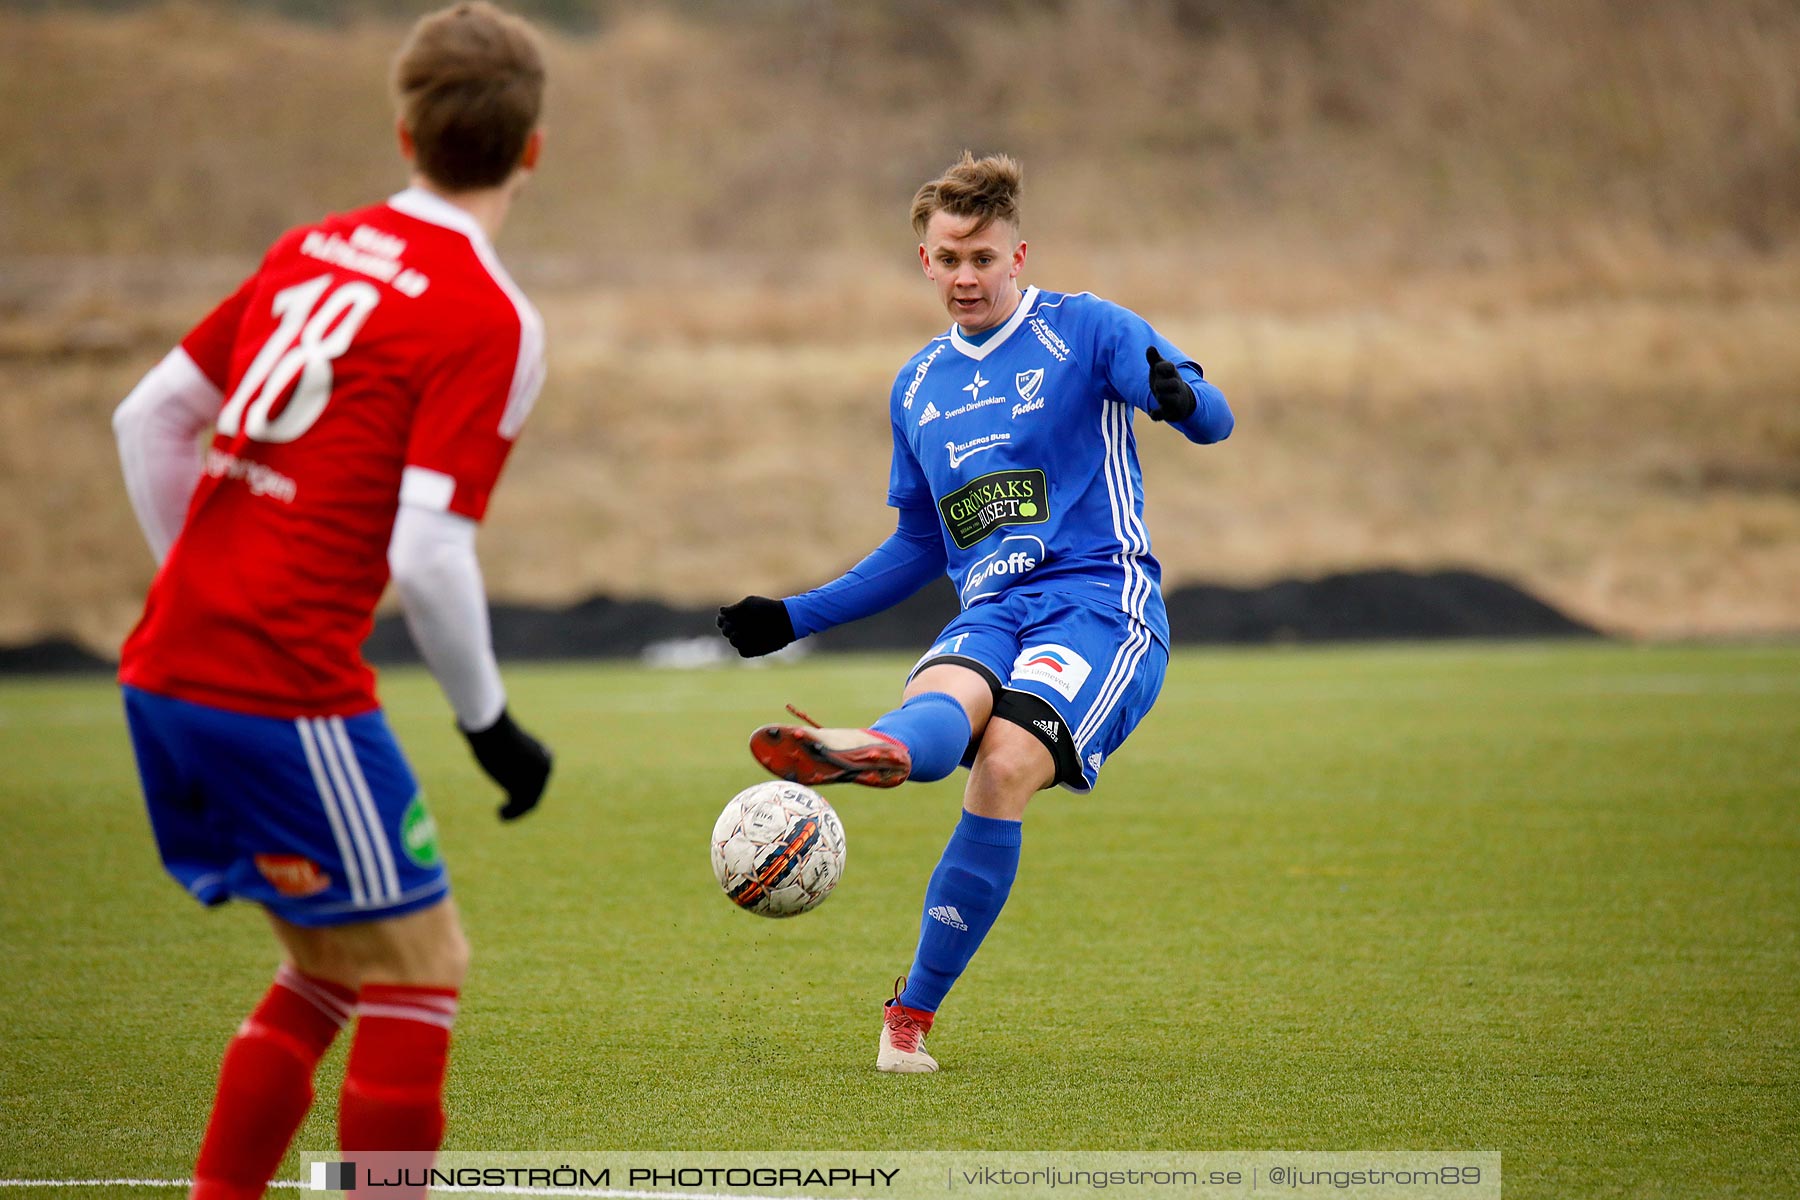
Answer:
[
  {"left": 878, "top": 978, "right": 938, "bottom": 1073},
  {"left": 750, "top": 707, "right": 911, "bottom": 788}
]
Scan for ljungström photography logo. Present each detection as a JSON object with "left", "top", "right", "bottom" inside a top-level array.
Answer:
[{"left": 309, "top": 1161, "right": 356, "bottom": 1191}]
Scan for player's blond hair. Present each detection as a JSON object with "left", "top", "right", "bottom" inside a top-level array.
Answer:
[
  {"left": 911, "top": 151, "right": 1024, "bottom": 239},
  {"left": 393, "top": 2, "right": 546, "bottom": 192}
]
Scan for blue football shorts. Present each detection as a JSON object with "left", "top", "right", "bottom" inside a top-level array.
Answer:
[
  {"left": 906, "top": 588, "right": 1169, "bottom": 792},
  {"left": 122, "top": 686, "right": 450, "bottom": 927}
]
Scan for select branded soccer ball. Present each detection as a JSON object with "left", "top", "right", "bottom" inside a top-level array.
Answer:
[{"left": 710, "top": 780, "right": 846, "bottom": 917}]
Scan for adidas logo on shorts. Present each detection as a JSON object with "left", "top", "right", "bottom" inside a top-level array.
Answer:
[
  {"left": 928, "top": 904, "right": 969, "bottom": 931},
  {"left": 1033, "top": 718, "right": 1060, "bottom": 742}
]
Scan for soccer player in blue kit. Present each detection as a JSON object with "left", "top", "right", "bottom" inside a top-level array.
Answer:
[{"left": 718, "top": 152, "right": 1233, "bottom": 1072}]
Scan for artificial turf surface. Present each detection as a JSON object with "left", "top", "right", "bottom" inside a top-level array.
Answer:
[{"left": 0, "top": 642, "right": 1795, "bottom": 1198}]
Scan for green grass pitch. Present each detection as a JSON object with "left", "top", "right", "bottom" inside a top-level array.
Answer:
[{"left": 0, "top": 642, "right": 1795, "bottom": 1198}]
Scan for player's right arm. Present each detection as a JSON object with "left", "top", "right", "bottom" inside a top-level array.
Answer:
[
  {"left": 111, "top": 275, "right": 257, "bottom": 562},
  {"left": 393, "top": 310, "right": 551, "bottom": 821},
  {"left": 717, "top": 379, "right": 946, "bottom": 658},
  {"left": 718, "top": 505, "right": 946, "bottom": 657}
]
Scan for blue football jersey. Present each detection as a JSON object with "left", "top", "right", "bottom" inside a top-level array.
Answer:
[{"left": 886, "top": 286, "right": 1229, "bottom": 646}]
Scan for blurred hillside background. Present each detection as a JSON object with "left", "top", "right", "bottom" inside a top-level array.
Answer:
[{"left": 2, "top": 0, "right": 1797, "bottom": 653}]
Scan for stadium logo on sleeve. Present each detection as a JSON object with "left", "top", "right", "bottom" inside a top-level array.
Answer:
[
  {"left": 938, "top": 467, "right": 1048, "bottom": 548},
  {"left": 902, "top": 344, "right": 944, "bottom": 410},
  {"left": 1012, "top": 643, "right": 1092, "bottom": 701}
]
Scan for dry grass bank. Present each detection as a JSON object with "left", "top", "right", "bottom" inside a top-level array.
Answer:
[{"left": 2, "top": 2, "right": 1797, "bottom": 650}]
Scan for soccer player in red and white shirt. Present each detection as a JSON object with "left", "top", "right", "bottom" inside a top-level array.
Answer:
[{"left": 111, "top": 6, "right": 552, "bottom": 1195}]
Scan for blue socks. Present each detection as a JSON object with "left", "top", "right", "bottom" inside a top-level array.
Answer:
[
  {"left": 868, "top": 695, "right": 1017, "bottom": 1013},
  {"left": 871, "top": 692, "right": 970, "bottom": 783},
  {"left": 899, "top": 809, "right": 1023, "bottom": 1013}
]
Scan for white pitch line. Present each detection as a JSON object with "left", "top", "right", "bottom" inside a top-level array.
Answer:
[
  {"left": 0, "top": 1181, "right": 872, "bottom": 1200},
  {"left": 0, "top": 1186, "right": 205, "bottom": 1192}
]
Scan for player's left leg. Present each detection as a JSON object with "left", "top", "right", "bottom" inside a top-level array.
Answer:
[
  {"left": 881, "top": 720, "right": 1053, "bottom": 1073},
  {"left": 160, "top": 698, "right": 454, "bottom": 1198},
  {"left": 121, "top": 687, "right": 351, "bottom": 1200},
  {"left": 185, "top": 953, "right": 359, "bottom": 1200},
  {"left": 879, "top": 593, "right": 1171, "bottom": 1072}
]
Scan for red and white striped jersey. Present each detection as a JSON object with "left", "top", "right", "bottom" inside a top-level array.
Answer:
[{"left": 120, "top": 188, "right": 545, "bottom": 717}]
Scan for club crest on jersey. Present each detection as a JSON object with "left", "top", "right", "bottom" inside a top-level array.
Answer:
[
  {"left": 1015, "top": 368, "right": 1044, "bottom": 403},
  {"left": 1012, "top": 643, "right": 1092, "bottom": 701}
]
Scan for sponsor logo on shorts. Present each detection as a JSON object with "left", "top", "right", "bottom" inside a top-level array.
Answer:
[
  {"left": 961, "top": 534, "right": 1045, "bottom": 602},
  {"left": 1032, "top": 718, "right": 1061, "bottom": 743},
  {"left": 1088, "top": 751, "right": 1104, "bottom": 772},
  {"left": 1012, "top": 643, "right": 1093, "bottom": 701},
  {"left": 929, "top": 904, "right": 969, "bottom": 931},
  {"left": 402, "top": 795, "right": 441, "bottom": 867},
  {"left": 938, "top": 468, "right": 1049, "bottom": 549},
  {"left": 254, "top": 854, "right": 330, "bottom": 898}
]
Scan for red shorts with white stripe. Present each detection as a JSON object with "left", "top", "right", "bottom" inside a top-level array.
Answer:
[{"left": 122, "top": 686, "right": 450, "bottom": 927}]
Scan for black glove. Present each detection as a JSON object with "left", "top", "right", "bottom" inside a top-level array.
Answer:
[
  {"left": 1146, "top": 346, "right": 1197, "bottom": 423},
  {"left": 718, "top": 595, "right": 796, "bottom": 658},
  {"left": 461, "top": 708, "right": 552, "bottom": 822}
]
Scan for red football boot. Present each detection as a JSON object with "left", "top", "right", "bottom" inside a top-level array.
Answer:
[
  {"left": 877, "top": 977, "right": 939, "bottom": 1073},
  {"left": 749, "top": 707, "right": 911, "bottom": 788}
]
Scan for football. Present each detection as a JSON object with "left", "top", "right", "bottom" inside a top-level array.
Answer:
[{"left": 710, "top": 780, "right": 847, "bottom": 917}]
